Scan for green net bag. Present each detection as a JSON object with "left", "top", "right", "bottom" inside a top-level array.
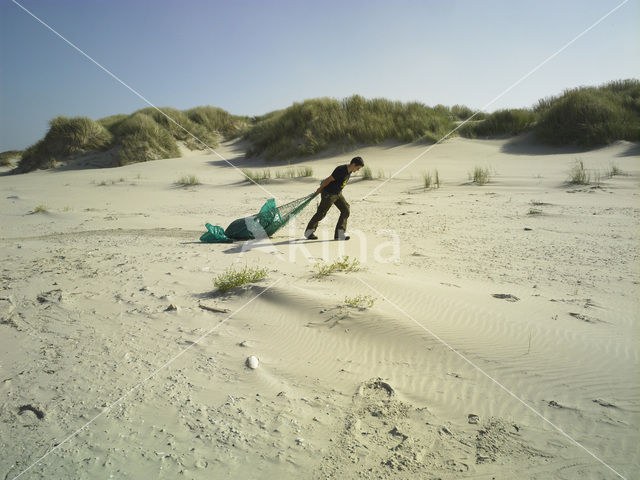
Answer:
[{"left": 200, "top": 192, "right": 318, "bottom": 243}]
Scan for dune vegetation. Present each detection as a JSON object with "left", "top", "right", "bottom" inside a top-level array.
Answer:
[
  {"left": 8, "top": 79, "right": 638, "bottom": 173},
  {"left": 533, "top": 79, "right": 640, "bottom": 147},
  {"left": 243, "top": 95, "right": 456, "bottom": 160},
  {"left": 15, "top": 106, "right": 249, "bottom": 172},
  {"left": 461, "top": 79, "right": 639, "bottom": 145},
  {"left": 0, "top": 150, "right": 23, "bottom": 166}
]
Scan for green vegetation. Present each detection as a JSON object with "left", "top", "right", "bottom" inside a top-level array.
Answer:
[
  {"left": 0, "top": 150, "right": 22, "bottom": 166},
  {"left": 112, "top": 112, "right": 181, "bottom": 166},
  {"left": 213, "top": 265, "right": 269, "bottom": 293},
  {"left": 274, "top": 166, "right": 314, "bottom": 178},
  {"left": 16, "top": 106, "right": 245, "bottom": 173},
  {"left": 361, "top": 165, "right": 374, "bottom": 180},
  {"left": 314, "top": 256, "right": 361, "bottom": 278},
  {"left": 243, "top": 95, "right": 456, "bottom": 160},
  {"left": 241, "top": 168, "right": 272, "bottom": 184},
  {"left": 131, "top": 107, "right": 219, "bottom": 151},
  {"left": 607, "top": 162, "right": 625, "bottom": 177},
  {"left": 568, "top": 159, "right": 590, "bottom": 185},
  {"left": 18, "top": 116, "right": 112, "bottom": 172},
  {"left": 469, "top": 166, "right": 492, "bottom": 185},
  {"left": 12, "top": 79, "right": 637, "bottom": 174},
  {"left": 460, "top": 109, "right": 536, "bottom": 137},
  {"left": 344, "top": 294, "right": 376, "bottom": 309},
  {"left": 32, "top": 204, "right": 47, "bottom": 213},
  {"left": 185, "top": 106, "right": 250, "bottom": 139},
  {"left": 422, "top": 171, "right": 433, "bottom": 189},
  {"left": 451, "top": 104, "right": 485, "bottom": 121},
  {"left": 535, "top": 80, "right": 640, "bottom": 147},
  {"left": 422, "top": 169, "right": 440, "bottom": 189},
  {"left": 175, "top": 175, "right": 201, "bottom": 186},
  {"left": 242, "top": 166, "right": 313, "bottom": 183}
]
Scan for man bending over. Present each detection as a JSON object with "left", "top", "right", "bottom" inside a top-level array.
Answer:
[{"left": 304, "top": 156, "right": 364, "bottom": 241}]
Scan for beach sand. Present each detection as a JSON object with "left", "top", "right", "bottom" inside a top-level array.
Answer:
[{"left": 1, "top": 136, "right": 638, "bottom": 479}]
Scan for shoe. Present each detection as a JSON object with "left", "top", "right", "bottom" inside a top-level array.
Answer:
[
  {"left": 334, "top": 230, "right": 350, "bottom": 241},
  {"left": 304, "top": 229, "right": 318, "bottom": 240}
]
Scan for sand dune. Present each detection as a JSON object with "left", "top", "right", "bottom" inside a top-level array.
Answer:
[{"left": 1, "top": 137, "right": 638, "bottom": 479}]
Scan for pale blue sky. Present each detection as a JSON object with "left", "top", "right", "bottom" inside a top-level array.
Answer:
[{"left": 1, "top": 0, "right": 638, "bottom": 151}]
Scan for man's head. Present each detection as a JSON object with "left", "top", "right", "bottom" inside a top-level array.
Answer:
[{"left": 348, "top": 156, "right": 364, "bottom": 173}]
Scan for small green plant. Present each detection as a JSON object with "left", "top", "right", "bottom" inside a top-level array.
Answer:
[
  {"left": 469, "top": 166, "right": 491, "bottom": 185},
  {"left": 33, "top": 204, "right": 47, "bottom": 213},
  {"left": 607, "top": 162, "right": 624, "bottom": 177},
  {"left": 176, "top": 174, "right": 201, "bottom": 186},
  {"left": 568, "top": 159, "right": 590, "bottom": 185},
  {"left": 98, "top": 180, "right": 107, "bottom": 186},
  {"left": 274, "top": 166, "right": 313, "bottom": 179},
  {"left": 376, "top": 168, "right": 387, "bottom": 179},
  {"left": 361, "top": 165, "right": 373, "bottom": 180},
  {"left": 0, "top": 150, "right": 22, "bottom": 166},
  {"left": 422, "top": 171, "right": 432, "bottom": 189},
  {"left": 422, "top": 169, "right": 440, "bottom": 189},
  {"left": 297, "top": 166, "right": 313, "bottom": 177},
  {"left": 528, "top": 208, "right": 543, "bottom": 215},
  {"left": 314, "top": 256, "right": 361, "bottom": 278},
  {"left": 275, "top": 168, "right": 292, "bottom": 179},
  {"left": 344, "top": 294, "right": 376, "bottom": 309},
  {"left": 213, "top": 265, "right": 269, "bottom": 293},
  {"left": 242, "top": 168, "right": 271, "bottom": 184}
]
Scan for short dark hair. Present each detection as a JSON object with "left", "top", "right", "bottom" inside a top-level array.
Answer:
[{"left": 350, "top": 156, "right": 364, "bottom": 166}]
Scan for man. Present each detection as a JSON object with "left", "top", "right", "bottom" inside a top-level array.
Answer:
[{"left": 304, "top": 156, "right": 364, "bottom": 241}]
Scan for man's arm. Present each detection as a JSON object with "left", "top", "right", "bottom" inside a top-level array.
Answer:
[{"left": 316, "top": 175, "right": 334, "bottom": 194}]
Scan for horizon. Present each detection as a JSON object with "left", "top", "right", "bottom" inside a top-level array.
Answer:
[{"left": 1, "top": 0, "right": 639, "bottom": 152}]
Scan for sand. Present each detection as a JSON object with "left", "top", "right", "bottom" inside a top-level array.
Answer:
[{"left": 1, "top": 136, "right": 638, "bottom": 479}]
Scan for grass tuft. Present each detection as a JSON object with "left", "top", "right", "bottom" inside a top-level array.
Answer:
[
  {"left": 422, "top": 171, "right": 432, "bottom": 189},
  {"left": 361, "top": 165, "right": 374, "bottom": 180},
  {"left": 607, "top": 162, "right": 625, "bottom": 178},
  {"left": 214, "top": 265, "right": 269, "bottom": 293},
  {"left": 274, "top": 166, "right": 314, "bottom": 179},
  {"left": 469, "top": 166, "right": 491, "bottom": 185},
  {"left": 296, "top": 166, "right": 313, "bottom": 177},
  {"left": 175, "top": 175, "right": 201, "bottom": 186},
  {"left": 314, "top": 256, "right": 361, "bottom": 278},
  {"left": 33, "top": 204, "right": 47, "bottom": 213},
  {"left": 344, "top": 294, "right": 376, "bottom": 309},
  {"left": 241, "top": 168, "right": 272, "bottom": 184},
  {"left": 568, "top": 159, "right": 590, "bottom": 185}
]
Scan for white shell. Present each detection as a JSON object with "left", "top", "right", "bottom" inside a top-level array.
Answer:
[{"left": 246, "top": 355, "right": 260, "bottom": 369}]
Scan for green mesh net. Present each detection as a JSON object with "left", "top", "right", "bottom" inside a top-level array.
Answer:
[{"left": 200, "top": 192, "right": 318, "bottom": 243}]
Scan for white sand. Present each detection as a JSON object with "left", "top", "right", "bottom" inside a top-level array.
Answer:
[{"left": 1, "top": 137, "right": 638, "bottom": 479}]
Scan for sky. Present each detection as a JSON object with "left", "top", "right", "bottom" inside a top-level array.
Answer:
[{"left": 1, "top": 0, "right": 638, "bottom": 151}]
